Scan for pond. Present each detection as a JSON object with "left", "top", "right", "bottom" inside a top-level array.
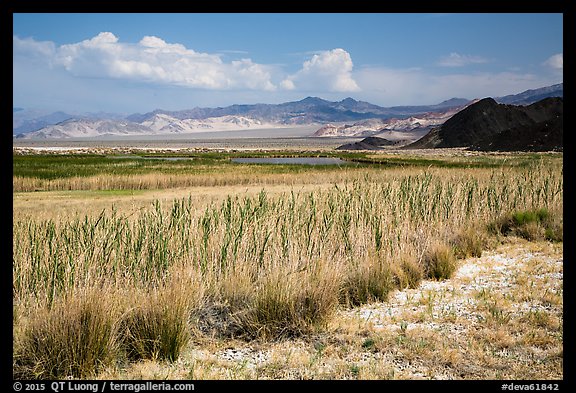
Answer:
[{"left": 231, "top": 157, "right": 351, "bottom": 165}]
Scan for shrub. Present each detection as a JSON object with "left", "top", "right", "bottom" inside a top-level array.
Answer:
[
  {"left": 513, "top": 208, "right": 549, "bottom": 227},
  {"left": 14, "top": 290, "right": 118, "bottom": 379},
  {"left": 121, "top": 288, "right": 190, "bottom": 362},
  {"left": 425, "top": 243, "right": 457, "bottom": 280},
  {"left": 340, "top": 259, "right": 395, "bottom": 307},
  {"left": 488, "top": 208, "right": 562, "bottom": 242},
  {"left": 227, "top": 264, "right": 341, "bottom": 340},
  {"left": 452, "top": 227, "right": 486, "bottom": 259}
]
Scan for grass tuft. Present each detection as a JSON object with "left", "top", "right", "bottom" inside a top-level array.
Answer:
[
  {"left": 238, "top": 265, "right": 341, "bottom": 340},
  {"left": 341, "top": 258, "right": 396, "bottom": 307},
  {"left": 452, "top": 227, "right": 486, "bottom": 259},
  {"left": 13, "top": 289, "right": 118, "bottom": 379},
  {"left": 424, "top": 243, "right": 458, "bottom": 280},
  {"left": 395, "top": 256, "right": 425, "bottom": 290},
  {"left": 121, "top": 288, "right": 190, "bottom": 363}
]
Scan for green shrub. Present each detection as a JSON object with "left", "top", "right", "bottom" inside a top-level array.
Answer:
[{"left": 489, "top": 208, "right": 562, "bottom": 242}]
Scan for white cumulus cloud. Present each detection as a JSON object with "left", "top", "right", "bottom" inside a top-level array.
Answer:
[
  {"left": 282, "top": 48, "right": 360, "bottom": 92},
  {"left": 280, "top": 79, "right": 296, "bottom": 90},
  {"left": 14, "top": 32, "right": 277, "bottom": 91},
  {"left": 13, "top": 35, "right": 56, "bottom": 62},
  {"left": 437, "top": 52, "right": 488, "bottom": 67},
  {"left": 543, "top": 53, "right": 563, "bottom": 70}
]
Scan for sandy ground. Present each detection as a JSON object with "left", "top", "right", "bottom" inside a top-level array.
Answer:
[{"left": 338, "top": 240, "right": 563, "bottom": 379}]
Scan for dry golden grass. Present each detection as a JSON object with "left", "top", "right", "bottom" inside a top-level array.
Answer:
[
  {"left": 13, "top": 149, "right": 563, "bottom": 380},
  {"left": 89, "top": 239, "right": 563, "bottom": 381},
  {"left": 13, "top": 287, "right": 121, "bottom": 379}
]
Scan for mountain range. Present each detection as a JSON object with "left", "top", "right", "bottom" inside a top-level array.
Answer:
[
  {"left": 14, "top": 97, "right": 470, "bottom": 139},
  {"left": 14, "top": 83, "right": 563, "bottom": 140},
  {"left": 311, "top": 103, "right": 471, "bottom": 138},
  {"left": 123, "top": 96, "right": 471, "bottom": 124},
  {"left": 494, "top": 83, "right": 563, "bottom": 105},
  {"left": 311, "top": 83, "right": 562, "bottom": 139}
]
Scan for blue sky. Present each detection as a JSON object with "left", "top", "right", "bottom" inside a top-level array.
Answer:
[{"left": 13, "top": 13, "right": 563, "bottom": 114}]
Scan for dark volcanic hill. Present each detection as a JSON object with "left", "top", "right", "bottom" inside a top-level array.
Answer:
[
  {"left": 405, "top": 97, "right": 563, "bottom": 151},
  {"left": 336, "top": 137, "right": 400, "bottom": 150},
  {"left": 471, "top": 115, "right": 562, "bottom": 152}
]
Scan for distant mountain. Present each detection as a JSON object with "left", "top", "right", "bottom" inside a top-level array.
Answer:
[
  {"left": 15, "top": 115, "right": 282, "bottom": 139},
  {"left": 14, "top": 83, "right": 563, "bottom": 139},
  {"left": 18, "top": 119, "right": 152, "bottom": 139},
  {"left": 12, "top": 109, "right": 129, "bottom": 136},
  {"left": 405, "top": 97, "right": 563, "bottom": 151},
  {"left": 16, "top": 97, "right": 472, "bottom": 139},
  {"left": 495, "top": 83, "right": 563, "bottom": 105},
  {"left": 380, "top": 98, "right": 471, "bottom": 115},
  {"left": 126, "top": 96, "right": 471, "bottom": 126},
  {"left": 13, "top": 111, "right": 75, "bottom": 135},
  {"left": 315, "top": 84, "right": 563, "bottom": 140},
  {"left": 312, "top": 103, "right": 471, "bottom": 137}
]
